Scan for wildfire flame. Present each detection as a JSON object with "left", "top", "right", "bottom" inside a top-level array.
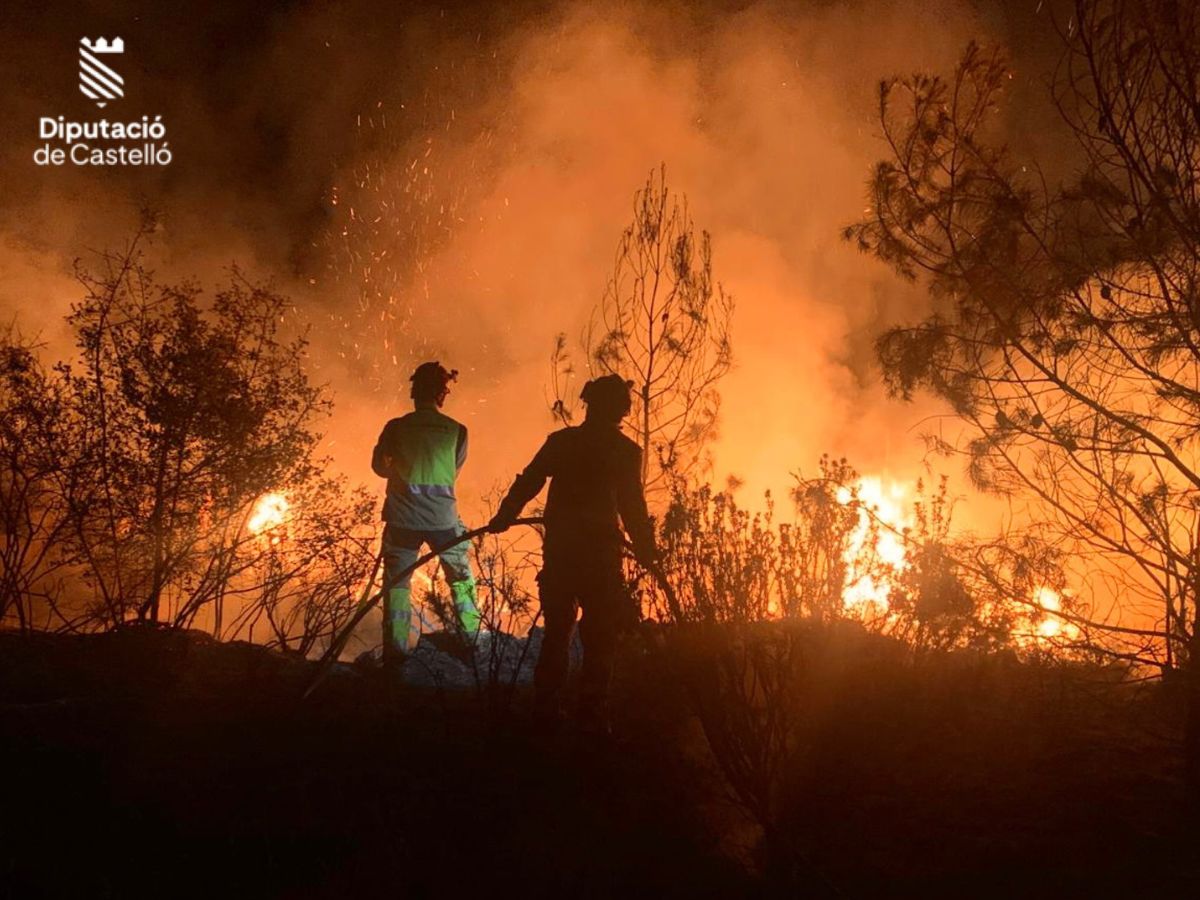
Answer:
[
  {"left": 837, "top": 477, "right": 912, "bottom": 615},
  {"left": 837, "top": 475, "right": 1080, "bottom": 647},
  {"left": 248, "top": 492, "right": 290, "bottom": 543},
  {"left": 1023, "top": 585, "right": 1080, "bottom": 643}
]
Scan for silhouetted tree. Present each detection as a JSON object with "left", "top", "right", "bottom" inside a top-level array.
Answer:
[
  {"left": 219, "top": 476, "right": 377, "bottom": 655},
  {"left": 554, "top": 166, "right": 733, "bottom": 495},
  {"left": 1, "top": 232, "right": 391, "bottom": 652},
  {"left": 848, "top": 1, "right": 1200, "bottom": 784},
  {"left": 0, "top": 331, "right": 74, "bottom": 630},
  {"left": 58, "top": 235, "right": 327, "bottom": 625}
]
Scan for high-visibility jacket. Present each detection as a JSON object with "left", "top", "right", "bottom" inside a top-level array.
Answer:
[{"left": 372, "top": 404, "right": 468, "bottom": 531}]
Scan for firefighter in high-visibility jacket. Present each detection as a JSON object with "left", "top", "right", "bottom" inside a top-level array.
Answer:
[
  {"left": 488, "top": 374, "right": 658, "bottom": 726},
  {"left": 371, "top": 362, "right": 480, "bottom": 666}
]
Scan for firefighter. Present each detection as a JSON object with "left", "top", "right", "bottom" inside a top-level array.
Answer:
[
  {"left": 371, "top": 362, "right": 480, "bottom": 667},
  {"left": 488, "top": 374, "right": 658, "bottom": 727}
]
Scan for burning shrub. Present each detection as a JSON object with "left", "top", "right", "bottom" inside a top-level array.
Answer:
[
  {"left": 878, "top": 476, "right": 1013, "bottom": 652},
  {"left": 53, "top": 237, "right": 328, "bottom": 627},
  {"left": 645, "top": 460, "right": 1096, "bottom": 881},
  {"left": 0, "top": 233, "right": 377, "bottom": 652},
  {"left": 646, "top": 462, "right": 868, "bottom": 877},
  {"left": 655, "top": 457, "right": 865, "bottom": 624},
  {"left": 216, "top": 478, "right": 378, "bottom": 656}
]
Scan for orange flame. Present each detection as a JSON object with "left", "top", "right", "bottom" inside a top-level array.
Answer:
[
  {"left": 248, "top": 492, "right": 290, "bottom": 543},
  {"left": 837, "top": 476, "right": 912, "bottom": 615}
]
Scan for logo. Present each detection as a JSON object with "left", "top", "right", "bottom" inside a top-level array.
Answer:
[
  {"left": 33, "top": 37, "right": 172, "bottom": 168},
  {"left": 79, "top": 37, "right": 124, "bottom": 108}
]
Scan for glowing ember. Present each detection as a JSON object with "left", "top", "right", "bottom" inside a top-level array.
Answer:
[
  {"left": 838, "top": 476, "right": 913, "bottom": 614},
  {"left": 248, "top": 492, "right": 290, "bottom": 540}
]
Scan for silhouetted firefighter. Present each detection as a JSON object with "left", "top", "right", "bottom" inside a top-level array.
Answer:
[
  {"left": 489, "top": 374, "right": 658, "bottom": 728},
  {"left": 372, "top": 362, "right": 480, "bottom": 668}
]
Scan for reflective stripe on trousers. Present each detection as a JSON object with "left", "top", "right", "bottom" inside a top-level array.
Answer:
[{"left": 382, "top": 523, "right": 479, "bottom": 656}]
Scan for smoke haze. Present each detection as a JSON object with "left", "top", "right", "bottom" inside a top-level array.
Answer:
[{"left": 0, "top": 0, "right": 1069, "bottom": 521}]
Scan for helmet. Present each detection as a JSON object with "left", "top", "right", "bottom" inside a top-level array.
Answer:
[
  {"left": 410, "top": 362, "right": 458, "bottom": 402},
  {"left": 580, "top": 374, "right": 634, "bottom": 422}
]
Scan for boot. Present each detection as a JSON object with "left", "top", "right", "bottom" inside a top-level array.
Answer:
[{"left": 450, "top": 579, "right": 482, "bottom": 634}]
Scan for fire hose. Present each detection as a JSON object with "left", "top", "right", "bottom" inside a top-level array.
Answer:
[
  {"left": 303, "top": 517, "right": 543, "bottom": 699},
  {"left": 302, "top": 518, "right": 681, "bottom": 700}
]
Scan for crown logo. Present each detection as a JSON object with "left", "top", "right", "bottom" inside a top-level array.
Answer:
[
  {"left": 81, "top": 37, "right": 124, "bottom": 54},
  {"left": 78, "top": 37, "right": 125, "bottom": 108}
]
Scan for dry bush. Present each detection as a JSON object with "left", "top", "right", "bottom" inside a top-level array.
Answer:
[
  {"left": 416, "top": 519, "right": 544, "bottom": 713},
  {"left": 647, "top": 462, "right": 866, "bottom": 880},
  {"left": 0, "top": 332, "right": 74, "bottom": 630},
  {"left": 214, "top": 479, "right": 378, "bottom": 656},
  {"left": 644, "top": 460, "right": 1113, "bottom": 883},
  {"left": 1, "top": 233, "right": 376, "bottom": 656}
]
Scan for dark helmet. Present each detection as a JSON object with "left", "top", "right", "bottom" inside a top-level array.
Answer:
[
  {"left": 410, "top": 361, "right": 458, "bottom": 402},
  {"left": 580, "top": 374, "right": 634, "bottom": 421}
]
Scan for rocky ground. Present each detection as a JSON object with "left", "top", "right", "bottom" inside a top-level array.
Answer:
[{"left": 354, "top": 626, "right": 561, "bottom": 690}]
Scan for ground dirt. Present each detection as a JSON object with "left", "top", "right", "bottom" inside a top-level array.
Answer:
[{"left": 2, "top": 626, "right": 1199, "bottom": 898}]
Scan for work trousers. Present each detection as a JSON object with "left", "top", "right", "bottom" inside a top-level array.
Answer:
[
  {"left": 381, "top": 523, "right": 478, "bottom": 663},
  {"left": 534, "top": 544, "right": 631, "bottom": 716}
]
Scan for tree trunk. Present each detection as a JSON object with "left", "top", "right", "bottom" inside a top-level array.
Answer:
[{"left": 1186, "top": 627, "right": 1200, "bottom": 801}]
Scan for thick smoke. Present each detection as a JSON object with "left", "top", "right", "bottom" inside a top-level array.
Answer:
[{"left": 0, "top": 0, "right": 1066, "bottom": 521}]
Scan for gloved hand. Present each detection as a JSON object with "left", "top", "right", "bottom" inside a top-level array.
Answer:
[
  {"left": 371, "top": 452, "right": 398, "bottom": 480},
  {"left": 487, "top": 512, "right": 515, "bottom": 534}
]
